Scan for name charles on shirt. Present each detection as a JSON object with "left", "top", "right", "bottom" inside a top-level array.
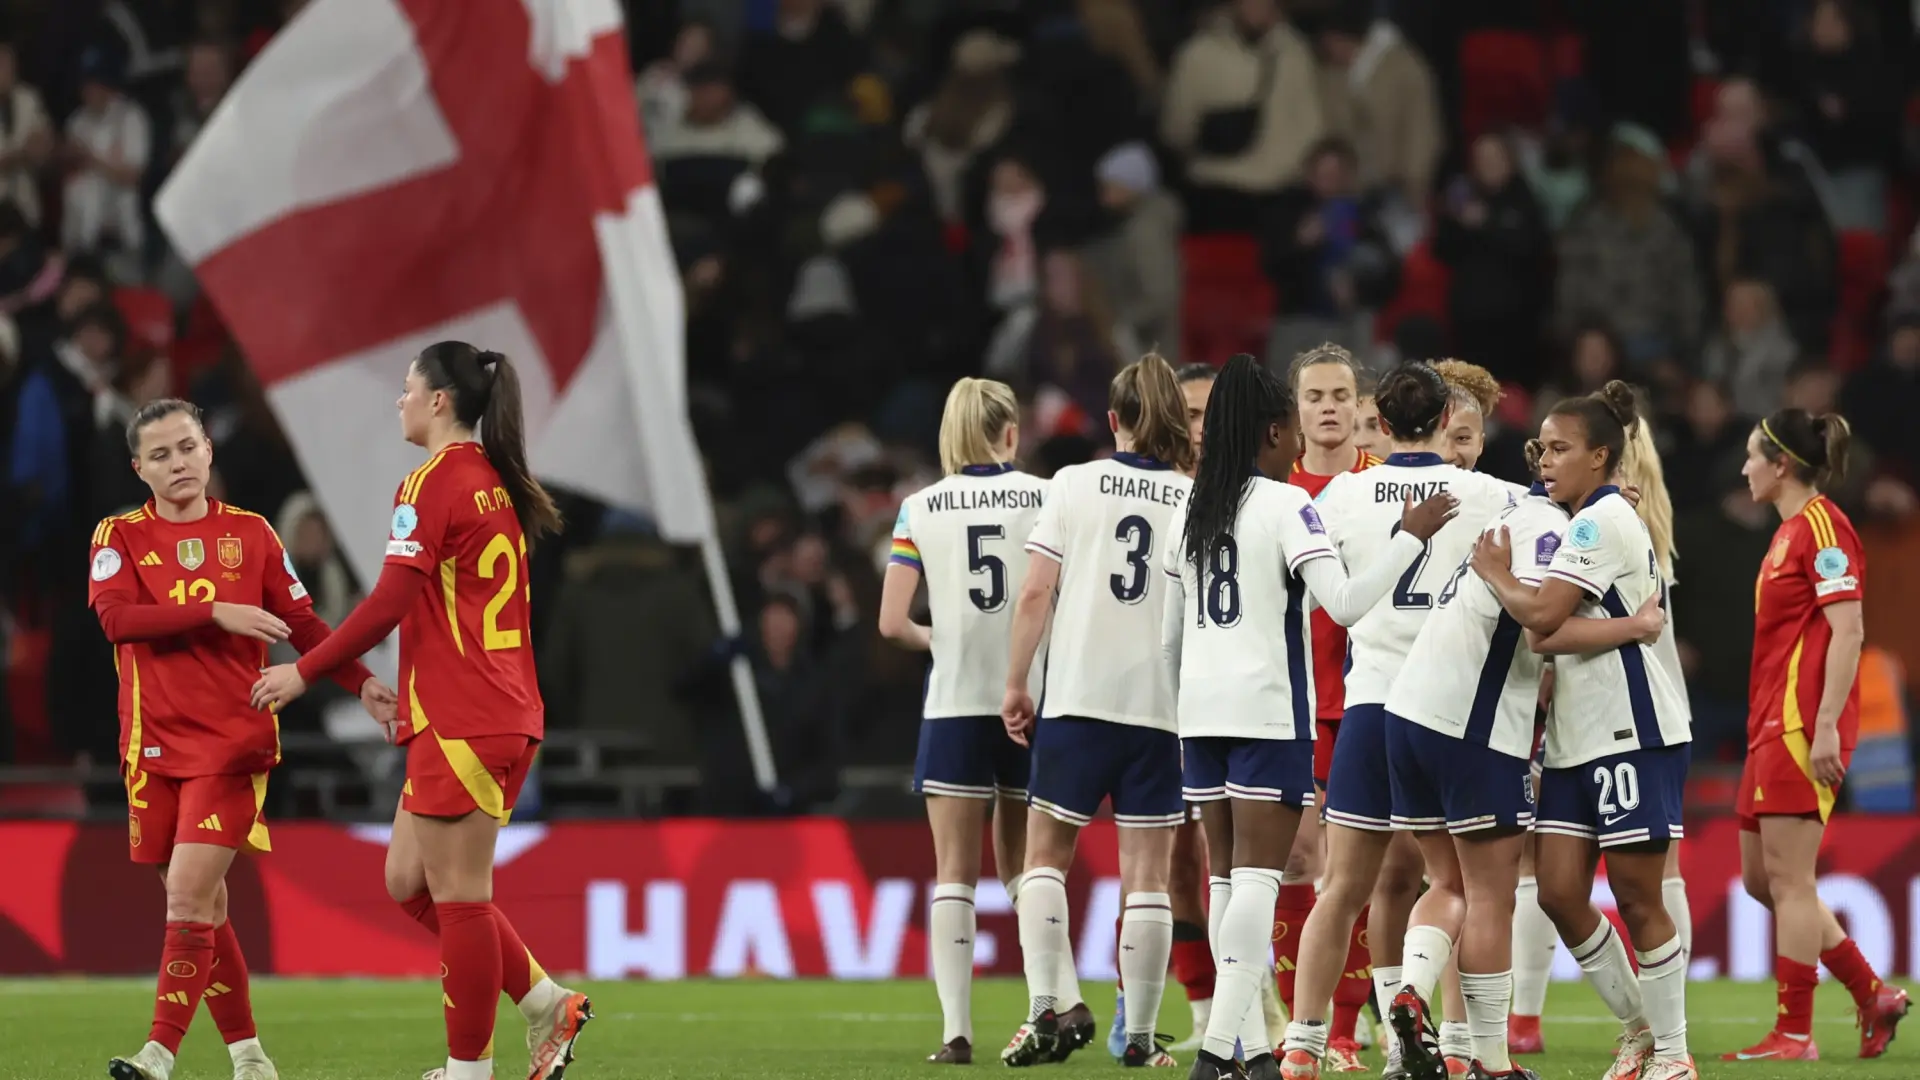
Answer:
[{"left": 1099, "top": 475, "right": 1186, "bottom": 506}]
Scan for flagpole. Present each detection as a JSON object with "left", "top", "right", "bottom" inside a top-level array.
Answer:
[{"left": 694, "top": 529, "right": 779, "bottom": 793}]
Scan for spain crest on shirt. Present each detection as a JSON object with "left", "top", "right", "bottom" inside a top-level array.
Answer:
[
  {"left": 177, "top": 538, "right": 205, "bottom": 570},
  {"left": 218, "top": 536, "right": 243, "bottom": 569}
]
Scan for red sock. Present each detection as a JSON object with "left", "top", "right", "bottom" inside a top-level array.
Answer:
[
  {"left": 1272, "top": 884, "right": 1316, "bottom": 1016},
  {"left": 149, "top": 921, "right": 216, "bottom": 1053},
  {"left": 1775, "top": 956, "right": 1818, "bottom": 1037},
  {"left": 1171, "top": 928, "right": 1215, "bottom": 1003},
  {"left": 1330, "top": 904, "right": 1372, "bottom": 1041},
  {"left": 438, "top": 902, "right": 503, "bottom": 1061},
  {"left": 203, "top": 920, "right": 257, "bottom": 1044},
  {"left": 404, "top": 891, "right": 540, "bottom": 1005},
  {"left": 401, "top": 890, "right": 441, "bottom": 934},
  {"left": 1820, "top": 938, "right": 1883, "bottom": 1010}
]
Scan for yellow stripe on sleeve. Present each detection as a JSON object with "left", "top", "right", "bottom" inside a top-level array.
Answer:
[{"left": 1806, "top": 501, "right": 1836, "bottom": 550}]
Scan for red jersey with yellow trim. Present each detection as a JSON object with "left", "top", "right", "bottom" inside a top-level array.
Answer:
[
  {"left": 87, "top": 501, "right": 310, "bottom": 777},
  {"left": 1749, "top": 495, "right": 1865, "bottom": 751},
  {"left": 384, "top": 441, "right": 543, "bottom": 743},
  {"left": 1288, "top": 448, "right": 1383, "bottom": 719}
]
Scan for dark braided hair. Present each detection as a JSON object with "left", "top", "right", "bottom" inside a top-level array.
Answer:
[
  {"left": 1372, "top": 362, "right": 1451, "bottom": 441},
  {"left": 1182, "top": 354, "right": 1291, "bottom": 570}
]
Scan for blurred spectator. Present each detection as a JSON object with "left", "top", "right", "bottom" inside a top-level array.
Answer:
[
  {"left": 1312, "top": 4, "right": 1442, "bottom": 211},
  {"left": 274, "top": 491, "right": 356, "bottom": 625},
  {"left": 0, "top": 43, "right": 52, "bottom": 228},
  {"left": 755, "top": 589, "right": 847, "bottom": 810},
  {"left": 1686, "top": 81, "right": 1838, "bottom": 353},
  {"left": 1665, "top": 379, "right": 1752, "bottom": 507},
  {"left": 1, "top": 312, "right": 65, "bottom": 570},
  {"left": 636, "top": 18, "right": 716, "bottom": 136},
  {"left": 0, "top": 200, "right": 54, "bottom": 315},
  {"left": 541, "top": 511, "right": 716, "bottom": 765},
  {"left": 983, "top": 155, "right": 1046, "bottom": 311},
  {"left": 1555, "top": 129, "right": 1703, "bottom": 364},
  {"left": 1843, "top": 313, "right": 1920, "bottom": 483},
  {"left": 1261, "top": 136, "right": 1400, "bottom": 367},
  {"left": 903, "top": 31, "right": 1016, "bottom": 226},
  {"left": 1082, "top": 141, "right": 1183, "bottom": 354},
  {"left": 735, "top": 0, "right": 868, "bottom": 137},
  {"left": 165, "top": 38, "right": 233, "bottom": 167},
  {"left": 1432, "top": 132, "right": 1550, "bottom": 383},
  {"left": 985, "top": 249, "right": 1132, "bottom": 421},
  {"left": 1519, "top": 111, "right": 1599, "bottom": 232},
  {"left": 1889, "top": 223, "right": 1920, "bottom": 319},
  {"left": 61, "top": 47, "right": 150, "bottom": 282},
  {"left": 1786, "top": 0, "right": 1893, "bottom": 230},
  {"left": 1536, "top": 323, "right": 1627, "bottom": 419},
  {"left": 1701, "top": 279, "right": 1800, "bottom": 419},
  {"left": 1673, "top": 488, "right": 1779, "bottom": 757},
  {"left": 651, "top": 61, "right": 785, "bottom": 226},
  {"left": 1161, "top": 0, "right": 1325, "bottom": 233},
  {"left": 1078, "top": 0, "right": 1165, "bottom": 108}
]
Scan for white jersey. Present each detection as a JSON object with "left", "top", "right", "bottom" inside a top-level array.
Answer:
[
  {"left": 1026, "top": 453, "right": 1192, "bottom": 732},
  {"left": 892, "top": 465, "right": 1050, "bottom": 717},
  {"left": 1163, "top": 478, "right": 1337, "bottom": 741},
  {"left": 1650, "top": 575, "right": 1688, "bottom": 707},
  {"left": 1542, "top": 487, "right": 1693, "bottom": 767},
  {"left": 1386, "top": 489, "right": 1566, "bottom": 759},
  {"left": 1316, "top": 453, "right": 1518, "bottom": 707}
]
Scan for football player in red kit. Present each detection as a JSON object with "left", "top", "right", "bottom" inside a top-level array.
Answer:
[
  {"left": 255, "top": 342, "right": 588, "bottom": 1080},
  {"left": 95, "top": 400, "right": 391, "bottom": 1080},
  {"left": 1723, "top": 408, "right": 1909, "bottom": 1062}
]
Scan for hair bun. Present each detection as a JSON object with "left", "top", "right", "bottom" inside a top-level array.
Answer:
[
  {"left": 477, "top": 350, "right": 502, "bottom": 369},
  {"left": 1598, "top": 380, "right": 1639, "bottom": 427}
]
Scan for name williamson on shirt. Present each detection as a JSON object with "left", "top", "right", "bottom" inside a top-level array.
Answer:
[
  {"left": 927, "top": 488, "right": 1044, "bottom": 513},
  {"left": 1099, "top": 475, "right": 1187, "bottom": 506}
]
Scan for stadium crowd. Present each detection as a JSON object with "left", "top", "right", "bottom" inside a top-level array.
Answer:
[{"left": 4, "top": 0, "right": 1920, "bottom": 817}]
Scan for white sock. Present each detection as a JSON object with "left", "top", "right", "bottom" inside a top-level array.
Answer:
[
  {"left": 1121, "top": 892, "right": 1174, "bottom": 1050},
  {"left": 930, "top": 883, "right": 977, "bottom": 1043},
  {"left": 1203, "top": 867, "right": 1281, "bottom": 1061},
  {"left": 1510, "top": 877, "right": 1555, "bottom": 1016},
  {"left": 1636, "top": 935, "right": 1689, "bottom": 1060},
  {"left": 1190, "top": 995, "right": 1213, "bottom": 1036},
  {"left": 226, "top": 1036, "right": 265, "bottom": 1064},
  {"left": 1283, "top": 1019, "right": 1329, "bottom": 1058},
  {"left": 1570, "top": 920, "right": 1645, "bottom": 1028},
  {"left": 1401, "top": 925, "right": 1454, "bottom": 1003},
  {"left": 1207, "top": 876, "right": 1232, "bottom": 957},
  {"left": 1662, "top": 876, "right": 1692, "bottom": 960},
  {"left": 517, "top": 976, "right": 564, "bottom": 1025},
  {"left": 140, "top": 1042, "right": 176, "bottom": 1071},
  {"left": 1018, "top": 869, "right": 1071, "bottom": 1021},
  {"left": 445, "top": 1058, "right": 492, "bottom": 1080},
  {"left": 1459, "top": 970, "right": 1513, "bottom": 1073},
  {"left": 1239, "top": 959, "right": 1273, "bottom": 1058},
  {"left": 1439, "top": 1019, "right": 1471, "bottom": 1060},
  {"left": 1372, "top": 964, "right": 1404, "bottom": 1021},
  {"left": 1006, "top": 875, "right": 1022, "bottom": 908}
]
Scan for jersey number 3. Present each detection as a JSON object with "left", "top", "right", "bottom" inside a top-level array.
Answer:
[
  {"left": 476, "top": 533, "right": 530, "bottom": 650},
  {"left": 1111, "top": 515, "right": 1153, "bottom": 604}
]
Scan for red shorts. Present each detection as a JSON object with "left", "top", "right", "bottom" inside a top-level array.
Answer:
[
  {"left": 402, "top": 732, "right": 538, "bottom": 820},
  {"left": 124, "top": 768, "right": 269, "bottom": 865},
  {"left": 1314, "top": 717, "right": 1340, "bottom": 786},
  {"left": 1736, "top": 732, "right": 1850, "bottom": 831}
]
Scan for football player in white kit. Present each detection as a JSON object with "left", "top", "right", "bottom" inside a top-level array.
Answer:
[
  {"left": 1161, "top": 357, "right": 1453, "bottom": 1080},
  {"left": 1001, "top": 354, "right": 1195, "bottom": 1068},
  {"left": 881, "top": 378, "right": 1048, "bottom": 1064},
  {"left": 1378, "top": 440, "right": 1662, "bottom": 1080},
  {"left": 1278, "top": 363, "right": 1514, "bottom": 1080},
  {"left": 1470, "top": 383, "right": 1697, "bottom": 1080}
]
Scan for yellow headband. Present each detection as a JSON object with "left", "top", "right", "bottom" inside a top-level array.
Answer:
[{"left": 1760, "top": 418, "right": 1812, "bottom": 469}]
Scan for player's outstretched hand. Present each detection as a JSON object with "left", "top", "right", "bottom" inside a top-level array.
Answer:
[
  {"left": 1399, "top": 492, "right": 1459, "bottom": 541},
  {"left": 1630, "top": 592, "right": 1666, "bottom": 644},
  {"left": 251, "top": 664, "right": 307, "bottom": 711},
  {"left": 1471, "top": 525, "right": 1512, "bottom": 580},
  {"left": 1810, "top": 726, "right": 1846, "bottom": 788},
  {"left": 1002, "top": 687, "right": 1036, "bottom": 747},
  {"left": 360, "top": 678, "right": 400, "bottom": 742},
  {"left": 212, "top": 602, "right": 290, "bottom": 643}
]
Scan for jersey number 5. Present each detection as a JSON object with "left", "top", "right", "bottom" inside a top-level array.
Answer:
[
  {"left": 1111, "top": 515, "right": 1153, "bottom": 604},
  {"left": 965, "top": 524, "right": 1008, "bottom": 613},
  {"left": 476, "top": 533, "right": 530, "bottom": 650}
]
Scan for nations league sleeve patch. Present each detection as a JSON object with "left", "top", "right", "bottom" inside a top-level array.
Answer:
[
  {"left": 390, "top": 503, "right": 418, "bottom": 540},
  {"left": 91, "top": 547, "right": 122, "bottom": 581},
  {"left": 1299, "top": 504, "right": 1327, "bottom": 535},
  {"left": 1534, "top": 532, "right": 1562, "bottom": 567},
  {"left": 1814, "top": 546, "right": 1849, "bottom": 580},
  {"left": 1568, "top": 517, "right": 1601, "bottom": 549}
]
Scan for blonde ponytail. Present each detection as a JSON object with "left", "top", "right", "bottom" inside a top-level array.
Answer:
[
  {"left": 938, "top": 377, "right": 1020, "bottom": 475},
  {"left": 1110, "top": 351, "right": 1196, "bottom": 472},
  {"left": 1619, "top": 416, "right": 1677, "bottom": 581}
]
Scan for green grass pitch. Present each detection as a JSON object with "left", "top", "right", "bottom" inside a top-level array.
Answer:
[{"left": 0, "top": 977, "right": 1909, "bottom": 1079}]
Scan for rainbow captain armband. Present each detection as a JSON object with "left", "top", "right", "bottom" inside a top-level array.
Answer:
[{"left": 889, "top": 537, "right": 922, "bottom": 570}]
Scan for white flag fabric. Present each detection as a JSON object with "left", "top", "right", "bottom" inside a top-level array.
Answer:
[{"left": 155, "top": 0, "right": 711, "bottom": 588}]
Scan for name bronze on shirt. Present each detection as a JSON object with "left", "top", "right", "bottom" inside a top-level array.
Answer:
[
  {"left": 1100, "top": 474, "right": 1187, "bottom": 506},
  {"left": 1375, "top": 480, "right": 1450, "bottom": 504},
  {"left": 927, "top": 488, "right": 1043, "bottom": 513}
]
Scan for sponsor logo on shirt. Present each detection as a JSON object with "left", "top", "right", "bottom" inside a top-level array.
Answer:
[{"left": 388, "top": 540, "right": 422, "bottom": 558}]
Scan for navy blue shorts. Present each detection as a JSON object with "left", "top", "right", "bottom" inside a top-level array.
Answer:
[
  {"left": 1181, "top": 737, "right": 1316, "bottom": 808},
  {"left": 1535, "top": 744, "right": 1691, "bottom": 849},
  {"left": 914, "top": 715, "right": 1031, "bottom": 799},
  {"left": 1385, "top": 714, "right": 1536, "bottom": 834},
  {"left": 1028, "top": 716, "right": 1184, "bottom": 828},
  {"left": 1323, "top": 703, "right": 1394, "bottom": 831}
]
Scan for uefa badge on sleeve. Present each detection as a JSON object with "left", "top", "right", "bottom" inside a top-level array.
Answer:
[
  {"left": 391, "top": 503, "right": 419, "bottom": 539},
  {"left": 91, "top": 547, "right": 122, "bottom": 582}
]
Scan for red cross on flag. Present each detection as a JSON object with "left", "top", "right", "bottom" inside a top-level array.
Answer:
[{"left": 154, "top": 0, "right": 712, "bottom": 590}]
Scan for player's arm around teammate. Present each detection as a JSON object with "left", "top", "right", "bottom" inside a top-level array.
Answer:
[
  {"left": 253, "top": 343, "right": 587, "bottom": 1080},
  {"left": 1724, "top": 409, "right": 1908, "bottom": 1061}
]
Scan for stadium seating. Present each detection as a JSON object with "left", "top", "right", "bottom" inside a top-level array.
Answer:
[{"left": 1180, "top": 233, "right": 1273, "bottom": 367}]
